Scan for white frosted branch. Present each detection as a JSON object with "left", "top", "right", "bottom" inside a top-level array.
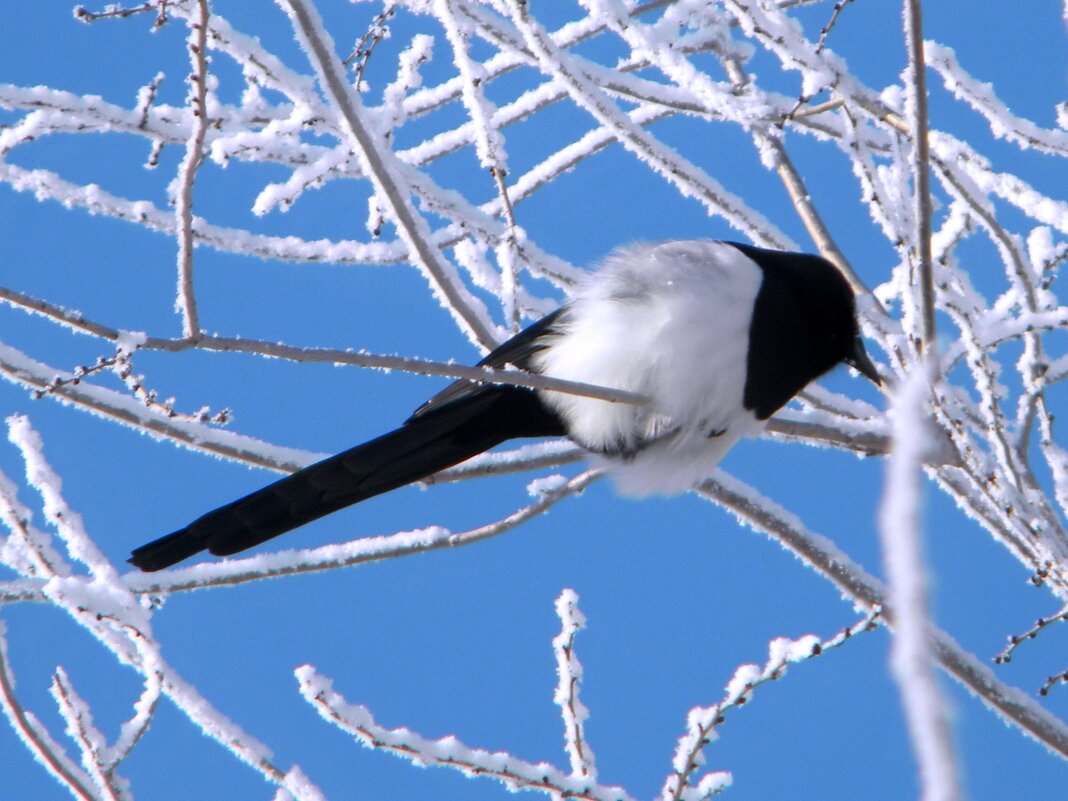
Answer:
[
  {"left": 172, "top": 0, "right": 211, "bottom": 340},
  {"left": 661, "top": 612, "right": 880, "bottom": 801},
  {"left": 8, "top": 415, "right": 123, "bottom": 581},
  {"left": 879, "top": 360, "right": 961, "bottom": 801},
  {"left": 926, "top": 42, "right": 1068, "bottom": 157},
  {"left": 501, "top": 0, "right": 794, "bottom": 249},
  {"left": 1, "top": 420, "right": 328, "bottom": 800},
  {"left": 0, "top": 466, "right": 69, "bottom": 579},
  {"left": 278, "top": 0, "right": 501, "bottom": 350},
  {"left": 903, "top": 0, "right": 936, "bottom": 352},
  {"left": 552, "top": 589, "right": 596, "bottom": 780},
  {"left": 51, "top": 667, "right": 126, "bottom": 801},
  {"left": 697, "top": 470, "right": 1068, "bottom": 759},
  {"left": 296, "top": 663, "right": 637, "bottom": 801},
  {"left": 0, "top": 625, "right": 97, "bottom": 801}
]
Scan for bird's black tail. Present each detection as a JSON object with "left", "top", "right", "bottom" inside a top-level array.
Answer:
[{"left": 129, "top": 387, "right": 565, "bottom": 571}]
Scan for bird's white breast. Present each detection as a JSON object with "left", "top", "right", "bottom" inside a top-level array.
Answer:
[{"left": 532, "top": 241, "right": 766, "bottom": 495}]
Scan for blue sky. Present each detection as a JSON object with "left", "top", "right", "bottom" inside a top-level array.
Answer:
[{"left": 1, "top": 2, "right": 1067, "bottom": 799}]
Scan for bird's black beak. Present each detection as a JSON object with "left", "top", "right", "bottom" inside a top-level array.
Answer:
[{"left": 845, "top": 336, "right": 882, "bottom": 386}]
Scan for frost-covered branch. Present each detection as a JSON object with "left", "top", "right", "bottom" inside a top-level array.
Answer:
[
  {"left": 502, "top": 0, "right": 793, "bottom": 250},
  {"left": 0, "top": 627, "right": 97, "bottom": 801},
  {"left": 50, "top": 668, "right": 125, "bottom": 801},
  {"left": 297, "top": 590, "right": 877, "bottom": 801},
  {"left": 297, "top": 663, "right": 638, "bottom": 801},
  {"left": 0, "top": 417, "right": 328, "bottom": 800},
  {"left": 553, "top": 589, "right": 596, "bottom": 780},
  {"left": 903, "top": 0, "right": 936, "bottom": 353},
  {"left": 661, "top": 610, "right": 880, "bottom": 801},
  {"left": 4, "top": 0, "right": 1068, "bottom": 795},
  {"left": 697, "top": 470, "right": 1068, "bottom": 759},
  {"left": 280, "top": 0, "right": 501, "bottom": 350},
  {"left": 173, "top": 0, "right": 211, "bottom": 340},
  {"left": 995, "top": 602, "right": 1068, "bottom": 666},
  {"left": 879, "top": 360, "right": 961, "bottom": 801},
  {"left": 125, "top": 469, "right": 601, "bottom": 594}
]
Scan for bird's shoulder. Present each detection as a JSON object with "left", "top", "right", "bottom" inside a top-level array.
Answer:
[{"left": 407, "top": 307, "right": 567, "bottom": 421}]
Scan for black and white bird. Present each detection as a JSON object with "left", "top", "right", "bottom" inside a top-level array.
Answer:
[{"left": 129, "top": 241, "right": 881, "bottom": 571}]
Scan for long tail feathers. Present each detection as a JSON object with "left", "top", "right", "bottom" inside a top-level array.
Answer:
[{"left": 129, "top": 388, "right": 565, "bottom": 571}]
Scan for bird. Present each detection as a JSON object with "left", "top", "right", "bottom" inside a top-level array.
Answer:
[{"left": 129, "top": 240, "right": 881, "bottom": 571}]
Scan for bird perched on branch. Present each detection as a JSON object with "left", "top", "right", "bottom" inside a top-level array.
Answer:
[{"left": 129, "top": 240, "right": 881, "bottom": 571}]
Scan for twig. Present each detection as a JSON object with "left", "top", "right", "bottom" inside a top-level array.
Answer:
[
  {"left": 280, "top": 0, "right": 501, "bottom": 350},
  {"left": 299, "top": 672, "right": 637, "bottom": 801},
  {"left": 815, "top": 0, "right": 855, "bottom": 53},
  {"left": 903, "top": 0, "right": 936, "bottom": 355},
  {"left": 436, "top": 0, "right": 523, "bottom": 331},
  {"left": 27, "top": 347, "right": 230, "bottom": 425},
  {"left": 0, "top": 285, "right": 647, "bottom": 406},
  {"left": 74, "top": 1, "right": 169, "bottom": 26},
  {"left": 51, "top": 668, "right": 124, "bottom": 801},
  {"left": 344, "top": 3, "right": 395, "bottom": 89},
  {"left": 662, "top": 610, "right": 881, "bottom": 801},
  {"left": 697, "top": 470, "right": 1068, "bottom": 760},
  {"left": 553, "top": 589, "right": 596, "bottom": 780},
  {"left": 501, "top": 0, "right": 793, "bottom": 250},
  {"left": 2, "top": 419, "right": 326, "bottom": 799},
  {"left": 0, "top": 626, "right": 97, "bottom": 801},
  {"left": 718, "top": 57, "right": 882, "bottom": 312},
  {"left": 174, "top": 0, "right": 210, "bottom": 340},
  {"left": 879, "top": 358, "right": 961, "bottom": 801},
  {"left": 994, "top": 602, "right": 1068, "bottom": 665},
  {"left": 1040, "top": 670, "right": 1068, "bottom": 697}
]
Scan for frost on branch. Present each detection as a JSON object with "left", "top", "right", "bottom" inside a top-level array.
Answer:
[
  {"left": 296, "top": 592, "right": 878, "bottom": 800},
  {"left": 2, "top": 0, "right": 1068, "bottom": 798}
]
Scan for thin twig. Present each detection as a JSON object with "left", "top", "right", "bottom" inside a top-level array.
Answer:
[
  {"left": 662, "top": 610, "right": 881, "bottom": 801},
  {"left": 697, "top": 471, "right": 1068, "bottom": 760},
  {"left": 0, "top": 629, "right": 97, "bottom": 801},
  {"left": 553, "top": 589, "right": 596, "bottom": 779},
  {"left": 0, "top": 284, "right": 647, "bottom": 406},
  {"left": 905, "top": 0, "right": 935, "bottom": 352},
  {"left": 74, "top": 1, "right": 169, "bottom": 26},
  {"left": 994, "top": 602, "right": 1068, "bottom": 665},
  {"left": 51, "top": 668, "right": 124, "bottom": 801},
  {"left": 280, "top": 0, "right": 500, "bottom": 350},
  {"left": 815, "top": 0, "right": 855, "bottom": 54},
  {"left": 174, "top": 0, "right": 210, "bottom": 340}
]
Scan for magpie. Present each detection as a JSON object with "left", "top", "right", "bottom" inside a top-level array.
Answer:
[{"left": 129, "top": 241, "right": 881, "bottom": 571}]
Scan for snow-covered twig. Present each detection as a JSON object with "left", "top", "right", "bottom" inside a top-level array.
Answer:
[
  {"left": 502, "top": 0, "right": 793, "bottom": 250},
  {"left": 279, "top": 0, "right": 501, "bottom": 350},
  {"left": 661, "top": 610, "right": 880, "bottom": 801},
  {"left": 50, "top": 668, "right": 126, "bottom": 801},
  {"left": 296, "top": 663, "right": 637, "bottom": 801},
  {"left": 697, "top": 470, "right": 1068, "bottom": 759},
  {"left": 995, "top": 602, "right": 1068, "bottom": 666},
  {"left": 173, "top": 0, "right": 210, "bottom": 340},
  {"left": 0, "top": 625, "right": 97, "bottom": 801},
  {"left": 553, "top": 589, "right": 596, "bottom": 780},
  {"left": 925, "top": 42, "right": 1068, "bottom": 158},
  {"left": 1, "top": 417, "right": 329, "bottom": 800},
  {"left": 436, "top": 0, "right": 523, "bottom": 330},
  {"left": 879, "top": 359, "right": 961, "bottom": 801}
]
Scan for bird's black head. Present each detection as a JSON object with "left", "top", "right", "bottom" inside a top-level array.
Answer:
[{"left": 728, "top": 242, "right": 881, "bottom": 420}]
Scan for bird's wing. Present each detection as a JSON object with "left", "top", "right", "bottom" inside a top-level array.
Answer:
[{"left": 407, "top": 306, "right": 567, "bottom": 420}]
